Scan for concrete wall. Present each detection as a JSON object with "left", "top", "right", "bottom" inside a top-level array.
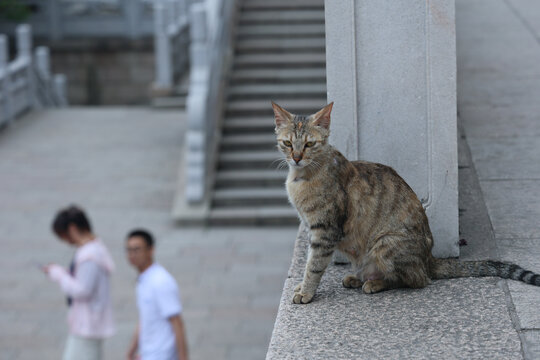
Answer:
[
  {"left": 325, "top": 0, "right": 458, "bottom": 257},
  {"left": 44, "top": 38, "right": 155, "bottom": 105}
]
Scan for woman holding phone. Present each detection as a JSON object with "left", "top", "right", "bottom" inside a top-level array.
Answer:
[{"left": 43, "top": 205, "right": 115, "bottom": 360}]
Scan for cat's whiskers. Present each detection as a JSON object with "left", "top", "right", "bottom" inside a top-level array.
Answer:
[
  {"left": 272, "top": 157, "right": 289, "bottom": 170},
  {"left": 277, "top": 160, "right": 289, "bottom": 170}
]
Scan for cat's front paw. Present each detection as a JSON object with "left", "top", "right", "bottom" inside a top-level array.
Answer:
[
  {"left": 292, "top": 283, "right": 314, "bottom": 304},
  {"left": 292, "top": 291, "right": 314, "bottom": 304}
]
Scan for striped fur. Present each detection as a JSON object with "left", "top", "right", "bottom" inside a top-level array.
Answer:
[
  {"left": 430, "top": 258, "right": 540, "bottom": 286},
  {"left": 272, "top": 102, "right": 540, "bottom": 304}
]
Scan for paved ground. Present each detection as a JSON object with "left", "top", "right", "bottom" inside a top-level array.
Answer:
[
  {"left": 457, "top": 0, "right": 540, "bottom": 356},
  {"left": 0, "top": 108, "right": 297, "bottom": 360}
]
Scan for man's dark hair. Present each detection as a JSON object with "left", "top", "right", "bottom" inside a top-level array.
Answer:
[
  {"left": 52, "top": 205, "right": 92, "bottom": 238},
  {"left": 127, "top": 229, "right": 154, "bottom": 248}
]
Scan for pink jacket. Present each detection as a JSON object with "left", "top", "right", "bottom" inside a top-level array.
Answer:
[{"left": 48, "top": 238, "right": 116, "bottom": 338}]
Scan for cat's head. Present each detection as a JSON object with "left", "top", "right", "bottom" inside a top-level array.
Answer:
[{"left": 272, "top": 102, "right": 334, "bottom": 169}]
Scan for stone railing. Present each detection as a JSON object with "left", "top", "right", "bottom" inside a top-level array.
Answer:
[
  {"left": 183, "top": 0, "right": 238, "bottom": 204},
  {"left": 0, "top": 25, "right": 67, "bottom": 127},
  {"left": 0, "top": 0, "right": 157, "bottom": 40},
  {"left": 152, "top": 0, "right": 190, "bottom": 93}
]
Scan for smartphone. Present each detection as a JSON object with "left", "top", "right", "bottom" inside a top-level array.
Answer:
[{"left": 32, "top": 261, "right": 46, "bottom": 271}]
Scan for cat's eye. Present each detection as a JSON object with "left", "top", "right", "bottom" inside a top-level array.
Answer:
[
  {"left": 305, "top": 141, "right": 315, "bottom": 148},
  {"left": 283, "top": 140, "right": 292, "bottom": 147}
]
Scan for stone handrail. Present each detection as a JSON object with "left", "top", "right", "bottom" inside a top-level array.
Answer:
[
  {"left": 0, "top": 25, "right": 67, "bottom": 127},
  {"left": 152, "top": 0, "right": 190, "bottom": 92},
  {"left": 184, "top": 0, "right": 238, "bottom": 204}
]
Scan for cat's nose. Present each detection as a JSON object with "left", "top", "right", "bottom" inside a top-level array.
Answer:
[{"left": 293, "top": 155, "right": 302, "bottom": 164}]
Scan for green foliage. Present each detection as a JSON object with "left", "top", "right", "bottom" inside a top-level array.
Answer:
[{"left": 0, "top": 0, "right": 31, "bottom": 22}]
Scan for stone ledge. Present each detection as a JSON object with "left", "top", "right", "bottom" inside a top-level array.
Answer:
[{"left": 266, "top": 223, "right": 522, "bottom": 359}]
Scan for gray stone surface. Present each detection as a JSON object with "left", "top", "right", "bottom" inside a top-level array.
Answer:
[
  {"left": 457, "top": 0, "right": 540, "bottom": 355},
  {"left": 507, "top": 281, "right": 540, "bottom": 330},
  {"left": 325, "top": 0, "right": 458, "bottom": 258},
  {"left": 458, "top": 105, "right": 540, "bottom": 139},
  {"left": 457, "top": 123, "right": 499, "bottom": 261},
  {"left": 267, "top": 227, "right": 522, "bottom": 360},
  {"left": 497, "top": 238, "right": 540, "bottom": 272},
  {"left": 522, "top": 331, "right": 540, "bottom": 360},
  {"left": 0, "top": 108, "right": 297, "bottom": 360},
  {"left": 469, "top": 137, "right": 540, "bottom": 180},
  {"left": 505, "top": 0, "right": 540, "bottom": 42},
  {"left": 479, "top": 180, "right": 540, "bottom": 239}
]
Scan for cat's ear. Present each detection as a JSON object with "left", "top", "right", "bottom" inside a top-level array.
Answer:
[
  {"left": 311, "top": 102, "right": 334, "bottom": 129},
  {"left": 272, "top": 101, "right": 293, "bottom": 129}
]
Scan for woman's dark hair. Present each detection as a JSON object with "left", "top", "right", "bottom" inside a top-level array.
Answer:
[
  {"left": 52, "top": 205, "right": 92, "bottom": 238},
  {"left": 126, "top": 229, "right": 154, "bottom": 248}
]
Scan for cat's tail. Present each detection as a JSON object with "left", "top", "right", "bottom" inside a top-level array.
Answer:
[{"left": 429, "top": 257, "right": 540, "bottom": 286}]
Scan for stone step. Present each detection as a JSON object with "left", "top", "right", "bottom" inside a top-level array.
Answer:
[
  {"left": 226, "top": 99, "right": 324, "bottom": 117},
  {"left": 228, "top": 83, "right": 326, "bottom": 100},
  {"left": 237, "top": 24, "right": 325, "bottom": 39},
  {"left": 230, "top": 68, "right": 326, "bottom": 84},
  {"left": 215, "top": 169, "right": 288, "bottom": 188},
  {"left": 213, "top": 187, "right": 289, "bottom": 207},
  {"left": 239, "top": 10, "right": 325, "bottom": 25},
  {"left": 222, "top": 117, "right": 275, "bottom": 134},
  {"left": 242, "top": 0, "right": 324, "bottom": 11},
  {"left": 236, "top": 38, "right": 325, "bottom": 55},
  {"left": 221, "top": 133, "right": 278, "bottom": 151},
  {"left": 201, "top": 0, "right": 327, "bottom": 227},
  {"left": 234, "top": 53, "right": 326, "bottom": 69},
  {"left": 208, "top": 205, "right": 299, "bottom": 226},
  {"left": 218, "top": 150, "right": 282, "bottom": 170}
]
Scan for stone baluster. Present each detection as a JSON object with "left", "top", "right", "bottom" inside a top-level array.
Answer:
[
  {"left": 54, "top": 74, "right": 68, "bottom": 106},
  {"left": 0, "top": 34, "right": 13, "bottom": 124},
  {"left": 16, "top": 25, "right": 39, "bottom": 110},
  {"left": 185, "top": 3, "right": 208, "bottom": 203},
  {"left": 154, "top": 2, "right": 172, "bottom": 91},
  {"left": 35, "top": 46, "right": 51, "bottom": 81},
  {"left": 153, "top": 1, "right": 173, "bottom": 91}
]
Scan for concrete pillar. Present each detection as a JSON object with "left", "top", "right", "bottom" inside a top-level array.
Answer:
[{"left": 325, "top": 0, "right": 458, "bottom": 257}]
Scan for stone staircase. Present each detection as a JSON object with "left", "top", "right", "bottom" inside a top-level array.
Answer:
[{"left": 208, "top": 0, "right": 326, "bottom": 225}]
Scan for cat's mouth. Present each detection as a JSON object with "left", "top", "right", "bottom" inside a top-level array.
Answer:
[{"left": 288, "top": 159, "right": 308, "bottom": 168}]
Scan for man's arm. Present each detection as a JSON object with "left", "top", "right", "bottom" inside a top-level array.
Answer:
[
  {"left": 45, "top": 261, "right": 99, "bottom": 299},
  {"left": 126, "top": 323, "right": 139, "bottom": 360},
  {"left": 169, "top": 315, "right": 189, "bottom": 360}
]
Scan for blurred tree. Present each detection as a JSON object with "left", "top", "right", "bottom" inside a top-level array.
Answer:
[{"left": 0, "top": 0, "right": 31, "bottom": 21}]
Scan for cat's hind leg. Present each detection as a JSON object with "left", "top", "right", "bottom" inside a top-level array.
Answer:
[
  {"left": 362, "top": 235, "right": 430, "bottom": 293},
  {"left": 342, "top": 274, "right": 363, "bottom": 288},
  {"left": 362, "top": 279, "right": 401, "bottom": 294}
]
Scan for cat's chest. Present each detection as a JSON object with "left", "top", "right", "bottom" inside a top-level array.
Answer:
[{"left": 286, "top": 176, "right": 318, "bottom": 206}]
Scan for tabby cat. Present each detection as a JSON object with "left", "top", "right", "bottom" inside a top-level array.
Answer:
[{"left": 272, "top": 101, "right": 540, "bottom": 304}]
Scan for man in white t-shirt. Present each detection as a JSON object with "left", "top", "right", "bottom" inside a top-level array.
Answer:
[{"left": 126, "top": 229, "right": 189, "bottom": 360}]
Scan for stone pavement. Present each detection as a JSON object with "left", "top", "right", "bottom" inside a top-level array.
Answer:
[
  {"left": 457, "top": 0, "right": 540, "bottom": 357},
  {"left": 268, "top": 1, "right": 540, "bottom": 359},
  {"left": 0, "top": 108, "right": 297, "bottom": 360}
]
